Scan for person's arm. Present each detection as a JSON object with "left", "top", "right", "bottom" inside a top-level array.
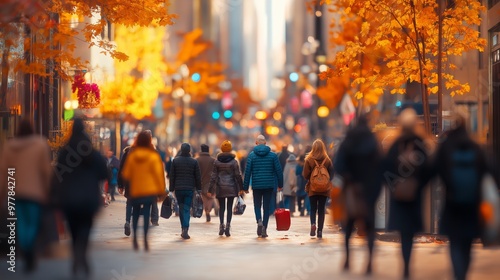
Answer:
[
  {"left": 243, "top": 154, "right": 253, "bottom": 192},
  {"left": 233, "top": 161, "right": 243, "bottom": 192},
  {"left": 302, "top": 159, "right": 312, "bottom": 180},
  {"left": 194, "top": 160, "right": 202, "bottom": 192},
  {"left": 118, "top": 150, "right": 129, "bottom": 188},
  {"left": 274, "top": 155, "right": 283, "bottom": 189},
  {"left": 154, "top": 155, "right": 167, "bottom": 195},
  {"left": 169, "top": 159, "right": 176, "bottom": 192},
  {"left": 95, "top": 152, "right": 109, "bottom": 181},
  {"left": 208, "top": 163, "right": 218, "bottom": 195}
]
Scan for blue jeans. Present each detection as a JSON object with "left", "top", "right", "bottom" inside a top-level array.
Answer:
[
  {"left": 130, "top": 196, "right": 154, "bottom": 240},
  {"left": 17, "top": 199, "right": 41, "bottom": 254},
  {"left": 252, "top": 188, "right": 274, "bottom": 227},
  {"left": 283, "top": 195, "right": 293, "bottom": 211},
  {"left": 175, "top": 190, "right": 193, "bottom": 228}
]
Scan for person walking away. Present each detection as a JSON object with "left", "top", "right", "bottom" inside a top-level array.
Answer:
[
  {"left": 243, "top": 135, "right": 283, "bottom": 238},
  {"left": 118, "top": 146, "right": 133, "bottom": 236},
  {"left": 105, "top": 149, "right": 120, "bottom": 202},
  {"left": 283, "top": 154, "right": 298, "bottom": 215},
  {"left": 53, "top": 117, "right": 108, "bottom": 277},
  {"left": 433, "top": 115, "right": 488, "bottom": 280},
  {"left": 121, "top": 131, "right": 166, "bottom": 251},
  {"left": 383, "top": 108, "right": 432, "bottom": 279},
  {"left": 335, "top": 115, "right": 382, "bottom": 275},
  {"left": 209, "top": 140, "right": 242, "bottom": 236},
  {"left": 274, "top": 144, "right": 290, "bottom": 215},
  {"left": 169, "top": 143, "right": 202, "bottom": 239},
  {"left": 302, "top": 139, "right": 334, "bottom": 238},
  {"left": 196, "top": 144, "right": 216, "bottom": 222},
  {"left": 295, "top": 155, "right": 310, "bottom": 216},
  {"left": 0, "top": 119, "right": 52, "bottom": 273}
]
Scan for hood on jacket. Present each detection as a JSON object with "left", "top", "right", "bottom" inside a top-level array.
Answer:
[
  {"left": 217, "top": 152, "right": 235, "bottom": 163},
  {"left": 253, "top": 144, "right": 271, "bottom": 157},
  {"left": 8, "top": 135, "right": 42, "bottom": 152},
  {"left": 287, "top": 154, "right": 296, "bottom": 162},
  {"left": 180, "top": 143, "right": 191, "bottom": 157},
  {"left": 130, "top": 148, "right": 158, "bottom": 164}
]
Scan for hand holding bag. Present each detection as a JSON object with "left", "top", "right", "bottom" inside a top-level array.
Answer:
[
  {"left": 233, "top": 195, "right": 246, "bottom": 215},
  {"left": 161, "top": 193, "right": 173, "bottom": 219}
]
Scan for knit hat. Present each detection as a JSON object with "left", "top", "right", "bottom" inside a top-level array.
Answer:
[{"left": 221, "top": 140, "right": 232, "bottom": 152}]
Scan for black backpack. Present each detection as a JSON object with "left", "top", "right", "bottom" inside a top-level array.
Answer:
[{"left": 449, "top": 148, "right": 479, "bottom": 205}]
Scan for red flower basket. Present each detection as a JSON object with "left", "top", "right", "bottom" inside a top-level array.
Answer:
[{"left": 72, "top": 74, "right": 100, "bottom": 109}]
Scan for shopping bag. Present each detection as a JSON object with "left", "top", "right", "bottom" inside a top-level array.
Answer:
[
  {"left": 191, "top": 191, "right": 203, "bottom": 218},
  {"left": 480, "top": 174, "right": 500, "bottom": 247},
  {"left": 275, "top": 191, "right": 291, "bottom": 231},
  {"left": 233, "top": 195, "right": 246, "bottom": 215},
  {"left": 161, "top": 194, "right": 173, "bottom": 219}
]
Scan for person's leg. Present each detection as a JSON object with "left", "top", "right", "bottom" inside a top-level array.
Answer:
[
  {"left": 462, "top": 237, "right": 473, "bottom": 279},
  {"left": 76, "top": 214, "right": 93, "bottom": 275},
  {"left": 269, "top": 189, "right": 277, "bottom": 215},
  {"left": 365, "top": 219, "right": 376, "bottom": 275},
  {"left": 252, "top": 189, "right": 264, "bottom": 236},
  {"left": 131, "top": 200, "right": 140, "bottom": 249},
  {"left": 309, "top": 195, "right": 319, "bottom": 236},
  {"left": 262, "top": 189, "right": 274, "bottom": 228},
  {"left": 226, "top": 197, "right": 234, "bottom": 224},
  {"left": 202, "top": 195, "right": 212, "bottom": 222},
  {"left": 150, "top": 197, "right": 159, "bottom": 225},
  {"left": 217, "top": 197, "right": 226, "bottom": 225},
  {"left": 316, "top": 196, "right": 327, "bottom": 237},
  {"left": 176, "top": 191, "right": 187, "bottom": 229},
  {"left": 297, "top": 196, "right": 304, "bottom": 215},
  {"left": 225, "top": 197, "right": 234, "bottom": 236},
  {"left": 16, "top": 200, "right": 41, "bottom": 272},
  {"left": 124, "top": 198, "right": 132, "bottom": 236},
  {"left": 182, "top": 191, "right": 193, "bottom": 229},
  {"left": 108, "top": 184, "right": 116, "bottom": 201},
  {"left": 283, "top": 195, "right": 290, "bottom": 210},
  {"left": 305, "top": 195, "right": 311, "bottom": 215},
  {"left": 142, "top": 198, "right": 152, "bottom": 250},
  {"left": 401, "top": 230, "right": 414, "bottom": 278},
  {"left": 343, "top": 218, "right": 355, "bottom": 270}
]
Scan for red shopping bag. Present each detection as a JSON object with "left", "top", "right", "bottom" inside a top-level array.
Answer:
[{"left": 275, "top": 191, "right": 291, "bottom": 231}]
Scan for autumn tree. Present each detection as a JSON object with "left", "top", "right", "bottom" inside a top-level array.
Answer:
[
  {"left": 320, "top": 0, "right": 485, "bottom": 133},
  {"left": 0, "top": 0, "right": 176, "bottom": 109}
]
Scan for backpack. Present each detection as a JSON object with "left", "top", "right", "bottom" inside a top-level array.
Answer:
[
  {"left": 450, "top": 149, "right": 479, "bottom": 205},
  {"left": 309, "top": 158, "right": 332, "bottom": 192},
  {"left": 391, "top": 142, "right": 419, "bottom": 202}
]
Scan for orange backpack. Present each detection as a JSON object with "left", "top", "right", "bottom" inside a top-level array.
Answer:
[{"left": 310, "top": 158, "right": 331, "bottom": 192}]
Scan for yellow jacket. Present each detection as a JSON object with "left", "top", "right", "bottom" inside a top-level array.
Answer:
[{"left": 121, "top": 147, "right": 166, "bottom": 198}]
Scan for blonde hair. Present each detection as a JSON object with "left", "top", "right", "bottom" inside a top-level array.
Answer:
[{"left": 305, "top": 139, "right": 329, "bottom": 161}]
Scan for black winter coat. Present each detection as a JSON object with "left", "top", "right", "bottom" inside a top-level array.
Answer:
[
  {"left": 169, "top": 154, "right": 201, "bottom": 192},
  {"left": 383, "top": 131, "right": 431, "bottom": 234},
  {"left": 209, "top": 152, "right": 241, "bottom": 198},
  {"left": 433, "top": 126, "right": 487, "bottom": 238},
  {"left": 118, "top": 146, "right": 131, "bottom": 198}
]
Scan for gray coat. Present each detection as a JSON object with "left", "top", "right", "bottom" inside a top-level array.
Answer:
[
  {"left": 209, "top": 152, "right": 242, "bottom": 198},
  {"left": 283, "top": 155, "right": 298, "bottom": 196}
]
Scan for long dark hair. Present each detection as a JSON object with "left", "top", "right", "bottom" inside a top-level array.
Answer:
[{"left": 135, "top": 131, "right": 155, "bottom": 149}]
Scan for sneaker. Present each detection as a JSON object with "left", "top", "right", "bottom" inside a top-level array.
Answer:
[
  {"left": 257, "top": 220, "right": 263, "bottom": 236},
  {"left": 124, "top": 222, "right": 131, "bottom": 236},
  {"left": 310, "top": 224, "right": 316, "bottom": 237},
  {"left": 219, "top": 224, "right": 225, "bottom": 236},
  {"left": 317, "top": 230, "right": 323, "bottom": 238},
  {"left": 151, "top": 222, "right": 159, "bottom": 226}
]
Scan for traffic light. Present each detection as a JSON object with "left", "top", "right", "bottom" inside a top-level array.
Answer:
[
  {"left": 223, "top": 110, "right": 233, "bottom": 119},
  {"left": 212, "top": 111, "right": 221, "bottom": 120}
]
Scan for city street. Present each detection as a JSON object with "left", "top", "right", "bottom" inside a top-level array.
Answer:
[{"left": 1, "top": 194, "right": 500, "bottom": 280}]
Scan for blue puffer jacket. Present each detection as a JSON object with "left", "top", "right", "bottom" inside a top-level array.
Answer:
[{"left": 243, "top": 145, "right": 283, "bottom": 191}]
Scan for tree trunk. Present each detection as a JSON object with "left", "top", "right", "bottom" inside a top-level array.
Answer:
[{"left": 0, "top": 49, "right": 10, "bottom": 110}]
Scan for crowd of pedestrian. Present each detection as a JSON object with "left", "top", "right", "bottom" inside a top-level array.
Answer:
[{"left": 0, "top": 109, "right": 497, "bottom": 280}]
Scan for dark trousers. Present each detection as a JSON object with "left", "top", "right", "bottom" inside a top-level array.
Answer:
[
  {"left": 309, "top": 195, "right": 327, "bottom": 230},
  {"left": 343, "top": 217, "right": 375, "bottom": 270},
  {"left": 401, "top": 230, "right": 415, "bottom": 277},
  {"left": 252, "top": 189, "right": 273, "bottom": 227},
  {"left": 449, "top": 234, "right": 473, "bottom": 280},
  {"left": 217, "top": 197, "right": 235, "bottom": 225},
  {"left": 125, "top": 198, "right": 132, "bottom": 223},
  {"left": 150, "top": 198, "right": 159, "bottom": 223},
  {"left": 108, "top": 184, "right": 117, "bottom": 200},
  {"left": 176, "top": 190, "right": 194, "bottom": 228},
  {"left": 297, "top": 195, "right": 310, "bottom": 214},
  {"left": 130, "top": 196, "right": 154, "bottom": 242},
  {"left": 64, "top": 209, "right": 94, "bottom": 272}
]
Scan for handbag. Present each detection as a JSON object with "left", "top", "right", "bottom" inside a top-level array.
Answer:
[
  {"left": 233, "top": 195, "right": 246, "bottom": 215},
  {"left": 161, "top": 194, "right": 173, "bottom": 219},
  {"left": 480, "top": 174, "right": 500, "bottom": 246},
  {"left": 191, "top": 191, "right": 203, "bottom": 218}
]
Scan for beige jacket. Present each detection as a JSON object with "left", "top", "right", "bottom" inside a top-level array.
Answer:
[{"left": 0, "top": 135, "right": 53, "bottom": 204}]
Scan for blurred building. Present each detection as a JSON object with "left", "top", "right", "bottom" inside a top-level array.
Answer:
[{"left": 488, "top": 0, "right": 500, "bottom": 165}]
